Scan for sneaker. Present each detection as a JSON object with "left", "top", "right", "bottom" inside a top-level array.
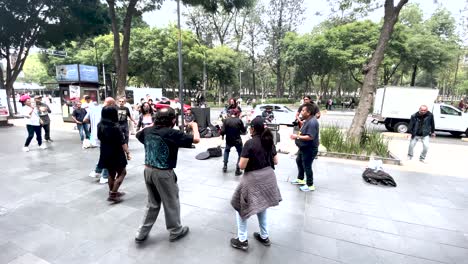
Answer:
[
  {"left": 253, "top": 232, "right": 271, "bottom": 246},
  {"left": 89, "top": 171, "right": 100, "bottom": 178},
  {"left": 135, "top": 232, "right": 148, "bottom": 243},
  {"left": 235, "top": 168, "right": 242, "bottom": 176},
  {"left": 99, "top": 177, "right": 108, "bottom": 184},
  {"left": 230, "top": 237, "right": 249, "bottom": 250},
  {"left": 291, "top": 179, "right": 306, "bottom": 185},
  {"left": 22, "top": 147, "right": 30, "bottom": 152},
  {"left": 46, "top": 139, "right": 54, "bottom": 143},
  {"left": 169, "top": 226, "right": 189, "bottom": 242},
  {"left": 222, "top": 164, "right": 227, "bottom": 173},
  {"left": 419, "top": 159, "right": 426, "bottom": 164},
  {"left": 299, "top": 185, "right": 315, "bottom": 192},
  {"left": 39, "top": 145, "right": 48, "bottom": 150},
  {"left": 407, "top": 155, "right": 412, "bottom": 160}
]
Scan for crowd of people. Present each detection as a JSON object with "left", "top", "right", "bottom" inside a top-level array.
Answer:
[{"left": 18, "top": 91, "right": 326, "bottom": 250}]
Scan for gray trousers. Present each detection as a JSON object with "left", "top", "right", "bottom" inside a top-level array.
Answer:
[{"left": 136, "top": 167, "right": 184, "bottom": 238}]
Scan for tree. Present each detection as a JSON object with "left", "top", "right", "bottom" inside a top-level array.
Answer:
[
  {"left": 19, "top": 54, "right": 54, "bottom": 85},
  {"left": 347, "top": 0, "right": 409, "bottom": 139},
  {"left": 107, "top": 0, "right": 254, "bottom": 97},
  {"left": 0, "top": 0, "right": 109, "bottom": 116},
  {"left": 243, "top": 2, "right": 263, "bottom": 99},
  {"left": 206, "top": 45, "right": 238, "bottom": 102},
  {"left": 263, "top": 0, "right": 305, "bottom": 97}
]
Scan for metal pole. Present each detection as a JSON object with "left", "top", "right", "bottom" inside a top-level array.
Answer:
[
  {"left": 102, "top": 64, "right": 107, "bottom": 99},
  {"left": 177, "top": 0, "right": 184, "bottom": 128},
  {"left": 239, "top": 70, "right": 242, "bottom": 97}
]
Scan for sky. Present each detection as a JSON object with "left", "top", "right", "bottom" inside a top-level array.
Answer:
[{"left": 142, "top": 0, "right": 467, "bottom": 34}]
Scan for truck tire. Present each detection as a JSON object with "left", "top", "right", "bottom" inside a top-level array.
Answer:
[
  {"left": 450, "top": 131, "right": 462, "bottom": 137},
  {"left": 385, "top": 123, "right": 394, "bottom": 132},
  {"left": 394, "top": 122, "right": 409, "bottom": 133}
]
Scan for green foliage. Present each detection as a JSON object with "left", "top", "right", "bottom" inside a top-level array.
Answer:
[
  {"left": 19, "top": 54, "right": 54, "bottom": 84},
  {"left": 320, "top": 125, "right": 389, "bottom": 157}
]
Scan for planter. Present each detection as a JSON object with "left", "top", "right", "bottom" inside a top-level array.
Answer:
[{"left": 318, "top": 151, "right": 401, "bottom": 166}]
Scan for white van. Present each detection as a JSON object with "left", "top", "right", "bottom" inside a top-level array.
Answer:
[{"left": 372, "top": 86, "right": 468, "bottom": 136}]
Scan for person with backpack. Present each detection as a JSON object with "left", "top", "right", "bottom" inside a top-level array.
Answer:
[
  {"left": 134, "top": 107, "right": 200, "bottom": 243},
  {"left": 230, "top": 116, "right": 282, "bottom": 250}
]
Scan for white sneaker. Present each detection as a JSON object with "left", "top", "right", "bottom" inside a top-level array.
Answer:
[
  {"left": 22, "top": 147, "right": 30, "bottom": 152},
  {"left": 39, "top": 145, "right": 48, "bottom": 150},
  {"left": 89, "top": 171, "right": 100, "bottom": 178},
  {"left": 99, "top": 177, "right": 108, "bottom": 184}
]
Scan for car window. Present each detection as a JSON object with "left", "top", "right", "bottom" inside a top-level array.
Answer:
[
  {"left": 284, "top": 106, "right": 293, "bottom": 112},
  {"left": 440, "top": 105, "right": 461, "bottom": 116}
]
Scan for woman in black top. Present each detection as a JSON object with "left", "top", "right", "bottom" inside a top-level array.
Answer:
[
  {"left": 230, "top": 116, "right": 282, "bottom": 251},
  {"left": 98, "top": 106, "right": 130, "bottom": 203}
]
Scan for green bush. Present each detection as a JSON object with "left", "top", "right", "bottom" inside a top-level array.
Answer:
[{"left": 320, "top": 125, "right": 390, "bottom": 157}]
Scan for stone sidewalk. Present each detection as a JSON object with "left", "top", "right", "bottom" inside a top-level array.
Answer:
[{"left": 1, "top": 126, "right": 468, "bottom": 264}]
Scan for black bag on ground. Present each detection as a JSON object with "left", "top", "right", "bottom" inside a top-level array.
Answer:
[
  {"left": 207, "top": 146, "right": 222, "bottom": 157},
  {"left": 362, "top": 168, "right": 397, "bottom": 187}
]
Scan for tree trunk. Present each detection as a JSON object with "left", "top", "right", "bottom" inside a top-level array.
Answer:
[
  {"left": 348, "top": 0, "right": 408, "bottom": 139},
  {"left": 276, "top": 60, "right": 282, "bottom": 97},
  {"left": 410, "top": 63, "right": 417, "bottom": 86},
  {"left": 107, "top": 0, "right": 137, "bottom": 98}
]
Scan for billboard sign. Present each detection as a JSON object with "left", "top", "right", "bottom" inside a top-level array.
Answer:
[
  {"left": 56, "top": 64, "right": 79, "bottom": 82},
  {"left": 79, "top": 65, "right": 99, "bottom": 83},
  {"left": 56, "top": 64, "right": 99, "bottom": 83}
]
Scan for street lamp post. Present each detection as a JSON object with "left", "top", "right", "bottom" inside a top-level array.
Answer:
[
  {"left": 176, "top": 0, "right": 184, "bottom": 128},
  {"left": 239, "top": 69, "right": 243, "bottom": 97}
]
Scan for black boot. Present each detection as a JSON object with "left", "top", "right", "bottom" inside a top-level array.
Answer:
[
  {"left": 235, "top": 167, "right": 242, "bottom": 176},
  {"left": 222, "top": 163, "right": 227, "bottom": 173}
]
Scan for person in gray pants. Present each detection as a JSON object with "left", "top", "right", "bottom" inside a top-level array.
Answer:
[{"left": 135, "top": 107, "right": 200, "bottom": 243}]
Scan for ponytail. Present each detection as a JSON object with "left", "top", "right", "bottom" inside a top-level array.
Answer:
[{"left": 260, "top": 128, "right": 274, "bottom": 152}]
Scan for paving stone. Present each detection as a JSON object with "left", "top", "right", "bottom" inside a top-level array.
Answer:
[
  {"left": 2, "top": 125, "right": 468, "bottom": 263},
  {"left": 8, "top": 253, "right": 50, "bottom": 264},
  {"left": 0, "top": 242, "right": 26, "bottom": 264}
]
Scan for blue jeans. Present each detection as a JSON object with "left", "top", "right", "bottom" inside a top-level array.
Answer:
[
  {"left": 236, "top": 210, "right": 268, "bottom": 242},
  {"left": 224, "top": 143, "right": 243, "bottom": 168},
  {"left": 408, "top": 136, "right": 430, "bottom": 160},
  {"left": 296, "top": 147, "right": 319, "bottom": 187},
  {"left": 95, "top": 164, "right": 109, "bottom": 179},
  {"left": 77, "top": 123, "right": 90, "bottom": 141}
]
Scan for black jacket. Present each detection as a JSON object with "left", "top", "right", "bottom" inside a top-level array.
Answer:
[
  {"left": 221, "top": 116, "right": 246, "bottom": 146},
  {"left": 408, "top": 111, "right": 435, "bottom": 138}
]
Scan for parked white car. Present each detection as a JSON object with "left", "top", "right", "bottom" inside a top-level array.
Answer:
[{"left": 248, "top": 104, "right": 296, "bottom": 126}]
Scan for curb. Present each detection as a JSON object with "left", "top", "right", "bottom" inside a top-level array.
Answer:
[{"left": 318, "top": 151, "right": 401, "bottom": 165}]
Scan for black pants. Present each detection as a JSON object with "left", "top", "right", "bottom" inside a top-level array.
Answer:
[
  {"left": 224, "top": 143, "right": 243, "bottom": 168},
  {"left": 296, "top": 147, "right": 318, "bottom": 187},
  {"left": 25, "top": 125, "right": 42, "bottom": 147},
  {"left": 41, "top": 123, "right": 50, "bottom": 140},
  {"left": 119, "top": 122, "right": 129, "bottom": 144}
]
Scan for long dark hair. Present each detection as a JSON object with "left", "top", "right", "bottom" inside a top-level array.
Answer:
[
  {"left": 251, "top": 116, "right": 274, "bottom": 152},
  {"left": 98, "top": 106, "right": 119, "bottom": 140},
  {"left": 140, "top": 102, "right": 153, "bottom": 115}
]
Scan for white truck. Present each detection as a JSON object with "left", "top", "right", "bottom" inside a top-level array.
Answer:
[{"left": 372, "top": 86, "right": 468, "bottom": 136}]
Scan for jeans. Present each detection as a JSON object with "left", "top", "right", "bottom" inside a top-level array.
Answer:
[
  {"left": 236, "top": 210, "right": 268, "bottom": 242},
  {"left": 408, "top": 135, "right": 430, "bottom": 160},
  {"left": 224, "top": 143, "right": 243, "bottom": 168},
  {"left": 25, "top": 125, "right": 42, "bottom": 147},
  {"left": 95, "top": 164, "right": 109, "bottom": 179},
  {"left": 77, "top": 123, "right": 90, "bottom": 141},
  {"left": 41, "top": 123, "right": 50, "bottom": 140},
  {"left": 296, "top": 147, "right": 319, "bottom": 187}
]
